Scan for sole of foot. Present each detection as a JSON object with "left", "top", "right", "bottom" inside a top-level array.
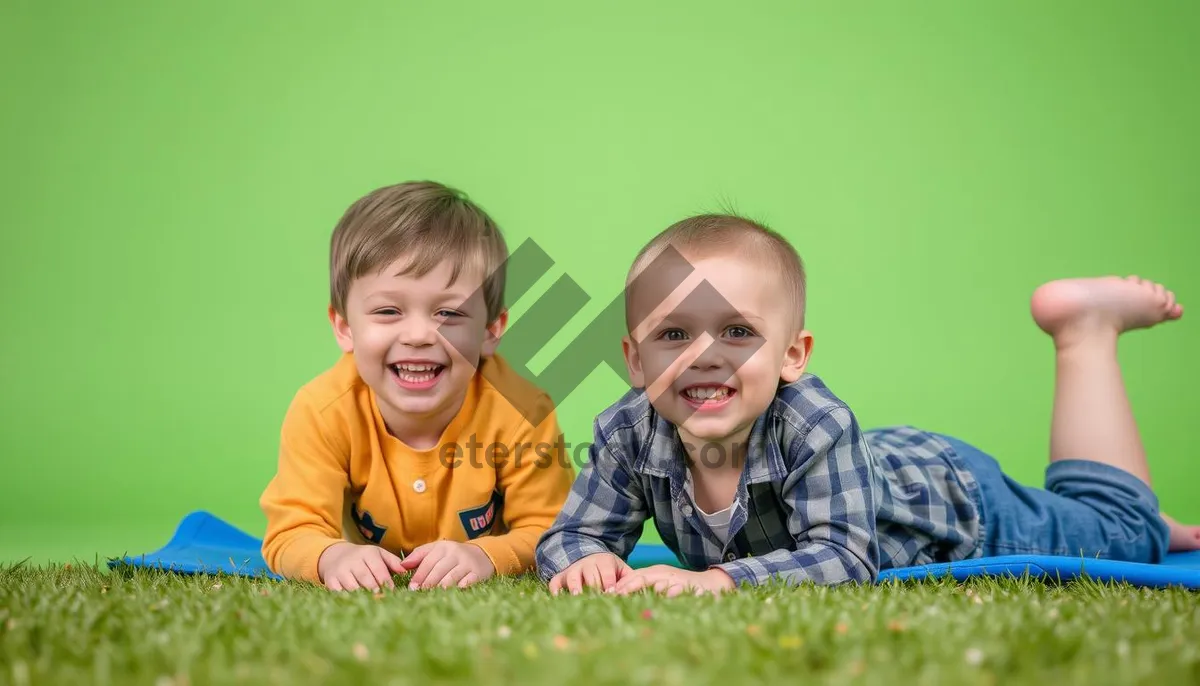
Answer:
[
  {"left": 1162, "top": 514, "right": 1200, "bottom": 552},
  {"left": 1031, "top": 275, "right": 1182, "bottom": 346}
]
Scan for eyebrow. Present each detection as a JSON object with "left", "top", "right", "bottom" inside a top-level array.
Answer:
[
  {"left": 362, "top": 289, "right": 475, "bottom": 306},
  {"left": 656, "top": 308, "right": 765, "bottom": 327}
]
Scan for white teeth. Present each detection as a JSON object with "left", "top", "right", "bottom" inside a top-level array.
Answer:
[
  {"left": 390, "top": 363, "right": 443, "bottom": 384},
  {"left": 684, "top": 386, "right": 730, "bottom": 401},
  {"left": 395, "top": 363, "right": 440, "bottom": 372}
]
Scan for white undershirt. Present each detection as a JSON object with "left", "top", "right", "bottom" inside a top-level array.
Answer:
[{"left": 683, "top": 469, "right": 738, "bottom": 546}]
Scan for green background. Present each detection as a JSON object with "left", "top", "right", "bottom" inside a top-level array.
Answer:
[{"left": 3, "top": 1, "right": 1197, "bottom": 564}]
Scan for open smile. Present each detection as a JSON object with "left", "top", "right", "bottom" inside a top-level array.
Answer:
[
  {"left": 679, "top": 384, "right": 737, "bottom": 411},
  {"left": 388, "top": 362, "right": 446, "bottom": 391}
]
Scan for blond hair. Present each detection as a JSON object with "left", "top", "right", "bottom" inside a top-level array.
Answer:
[
  {"left": 625, "top": 213, "right": 807, "bottom": 331},
  {"left": 328, "top": 181, "right": 508, "bottom": 320}
]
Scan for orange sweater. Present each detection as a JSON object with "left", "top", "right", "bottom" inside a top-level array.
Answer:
[{"left": 259, "top": 352, "right": 575, "bottom": 584}]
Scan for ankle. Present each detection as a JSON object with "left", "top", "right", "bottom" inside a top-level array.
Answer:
[{"left": 1050, "top": 318, "right": 1121, "bottom": 353}]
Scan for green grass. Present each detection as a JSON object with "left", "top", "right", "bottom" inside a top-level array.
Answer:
[{"left": 2, "top": 562, "right": 1199, "bottom": 686}]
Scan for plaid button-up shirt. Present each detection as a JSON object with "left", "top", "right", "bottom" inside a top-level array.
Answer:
[{"left": 535, "top": 374, "right": 985, "bottom": 587}]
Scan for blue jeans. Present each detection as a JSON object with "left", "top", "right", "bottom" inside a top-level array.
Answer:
[{"left": 935, "top": 434, "right": 1170, "bottom": 564}]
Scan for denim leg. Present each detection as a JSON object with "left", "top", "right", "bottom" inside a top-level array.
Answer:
[{"left": 934, "top": 434, "right": 1169, "bottom": 564}]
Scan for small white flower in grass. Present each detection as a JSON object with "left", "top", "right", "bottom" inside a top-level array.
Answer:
[
  {"left": 497, "top": 625, "right": 512, "bottom": 639},
  {"left": 964, "top": 647, "right": 984, "bottom": 666},
  {"left": 12, "top": 661, "right": 30, "bottom": 686},
  {"left": 1117, "top": 640, "right": 1130, "bottom": 658},
  {"left": 353, "top": 643, "right": 369, "bottom": 661}
]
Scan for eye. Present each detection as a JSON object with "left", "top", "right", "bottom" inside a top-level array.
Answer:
[
  {"left": 658, "top": 328, "right": 688, "bottom": 342},
  {"left": 726, "top": 325, "right": 755, "bottom": 339},
  {"left": 436, "top": 309, "right": 464, "bottom": 319},
  {"left": 372, "top": 307, "right": 401, "bottom": 316}
]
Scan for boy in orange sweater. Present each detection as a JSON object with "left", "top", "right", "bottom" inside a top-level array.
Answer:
[{"left": 260, "top": 181, "right": 575, "bottom": 592}]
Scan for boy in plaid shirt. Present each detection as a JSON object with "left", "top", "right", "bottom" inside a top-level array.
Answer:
[{"left": 535, "top": 214, "right": 1199, "bottom": 595}]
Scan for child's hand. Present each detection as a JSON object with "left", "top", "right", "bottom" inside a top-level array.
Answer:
[
  {"left": 397, "top": 541, "right": 496, "bottom": 590},
  {"left": 317, "top": 541, "right": 407, "bottom": 592},
  {"left": 609, "top": 564, "right": 735, "bottom": 597},
  {"left": 547, "top": 552, "right": 632, "bottom": 595}
]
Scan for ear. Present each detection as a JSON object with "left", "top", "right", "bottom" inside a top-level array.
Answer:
[
  {"left": 779, "top": 329, "right": 814, "bottom": 384},
  {"left": 621, "top": 334, "right": 646, "bottom": 388},
  {"left": 481, "top": 309, "right": 509, "bottom": 358},
  {"left": 329, "top": 304, "right": 354, "bottom": 353}
]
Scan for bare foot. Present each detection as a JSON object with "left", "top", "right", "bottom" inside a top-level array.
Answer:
[
  {"left": 1030, "top": 275, "right": 1183, "bottom": 348},
  {"left": 1162, "top": 514, "right": 1200, "bottom": 552}
]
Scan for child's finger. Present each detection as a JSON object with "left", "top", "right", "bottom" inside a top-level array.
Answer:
[
  {"left": 599, "top": 563, "right": 617, "bottom": 590},
  {"left": 438, "top": 565, "right": 471, "bottom": 589},
  {"left": 653, "top": 578, "right": 674, "bottom": 595},
  {"left": 398, "top": 544, "right": 433, "bottom": 571},
  {"left": 405, "top": 548, "right": 444, "bottom": 588},
  {"left": 339, "top": 572, "right": 361, "bottom": 592},
  {"left": 458, "top": 572, "right": 480, "bottom": 589},
  {"left": 582, "top": 565, "right": 601, "bottom": 590},
  {"left": 327, "top": 576, "right": 344, "bottom": 592},
  {"left": 381, "top": 549, "right": 407, "bottom": 575},
  {"left": 548, "top": 573, "right": 564, "bottom": 595},
  {"left": 613, "top": 567, "right": 665, "bottom": 593},
  {"left": 415, "top": 556, "right": 458, "bottom": 590},
  {"left": 611, "top": 573, "right": 647, "bottom": 595},
  {"left": 665, "top": 583, "right": 687, "bottom": 598},
  {"left": 566, "top": 566, "right": 585, "bottom": 595},
  {"left": 616, "top": 576, "right": 648, "bottom": 595},
  {"left": 363, "top": 553, "right": 394, "bottom": 589},
  {"left": 350, "top": 564, "right": 379, "bottom": 591}
]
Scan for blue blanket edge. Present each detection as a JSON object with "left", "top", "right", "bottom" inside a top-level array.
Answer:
[{"left": 108, "top": 511, "right": 1200, "bottom": 590}]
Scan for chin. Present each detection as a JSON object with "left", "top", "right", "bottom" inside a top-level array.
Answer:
[{"left": 676, "top": 416, "right": 743, "bottom": 442}]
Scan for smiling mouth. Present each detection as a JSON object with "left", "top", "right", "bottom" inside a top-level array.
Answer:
[
  {"left": 680, "top": 384, "right": 737, "bottom": 410},
  {"left": 389, "top": 362, "right": 446, "bottom": 389}
]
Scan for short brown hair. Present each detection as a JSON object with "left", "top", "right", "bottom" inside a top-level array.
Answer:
[
  {"left": 328, "top": 181, "right": 508, "bottom": 320},
  {"left": 625, "top": 213, "right": 807, "bottom": 332}
]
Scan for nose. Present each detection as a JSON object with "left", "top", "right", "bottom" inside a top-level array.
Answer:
[
  {"left": 397, "top": 315, "right": 438, "bottom": 348},
  {"left": 688, "top": 332, "right": 724, "bottom": 370}
]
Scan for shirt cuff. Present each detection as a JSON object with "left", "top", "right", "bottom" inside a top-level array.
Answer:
[
  {"left": 535, "top": 536, "right": 613, "bottom": 581},
  {"left": 467, "top": 536, "right": 524, "bottom": 576},
  {"left": 712, "top": 558, "right": 768, "bottom": 588},
  {"left": 277, "top": 535, "right": 344, "bottom": 585}
]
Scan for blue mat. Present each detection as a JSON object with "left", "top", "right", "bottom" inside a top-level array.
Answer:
[{"left": 110, "top": 511, "right": 1200, "bottom": 590}]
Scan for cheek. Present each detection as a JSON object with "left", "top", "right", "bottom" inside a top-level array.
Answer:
[
  {"left": 640, "top": 347, "right": 688, "bottom": 383},
  {"left": 439, "top": 325, "right": 485, "bottom": 362},
  {"left": 352, "top": 325, "right": 393, "bottom": 355},
  {"left": 736, "top": 346, "right": 782, "bottom": 383}
]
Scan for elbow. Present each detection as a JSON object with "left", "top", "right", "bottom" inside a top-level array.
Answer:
[{"left": 843, "top": 544, "right": 878, "bottom": 585}]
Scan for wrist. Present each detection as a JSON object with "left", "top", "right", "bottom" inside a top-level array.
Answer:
[
  {"left": 464, "top": 541, "right": 498, "bottom": 575},
  {"left": 705, "top": 567, "right": 736, "bottom": 590},
  {"left": 316, "top": 541, "right": 354, "bottom": 580}
]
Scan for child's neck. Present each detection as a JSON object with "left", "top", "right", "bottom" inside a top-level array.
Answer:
[
  {"left": 680, "top": 429, "right": 750, "bottom": 516},
  {"left": 379, "top": 401, "right": 461, "bottom": 451},
  {"left": 679, "top": 427, "right": 751, "bottom": 473}
]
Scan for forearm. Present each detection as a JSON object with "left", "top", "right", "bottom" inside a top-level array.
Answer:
[{"left": 260, "top": 509, "right": 344, "bottom": 584}]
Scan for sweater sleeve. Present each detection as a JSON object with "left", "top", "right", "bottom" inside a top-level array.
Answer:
[
  {"left": 467, "top": 394, "right": 576, "bottom": 576},
  {"left": 259, "top": 389, "right": 350, "bottom": 584}
]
